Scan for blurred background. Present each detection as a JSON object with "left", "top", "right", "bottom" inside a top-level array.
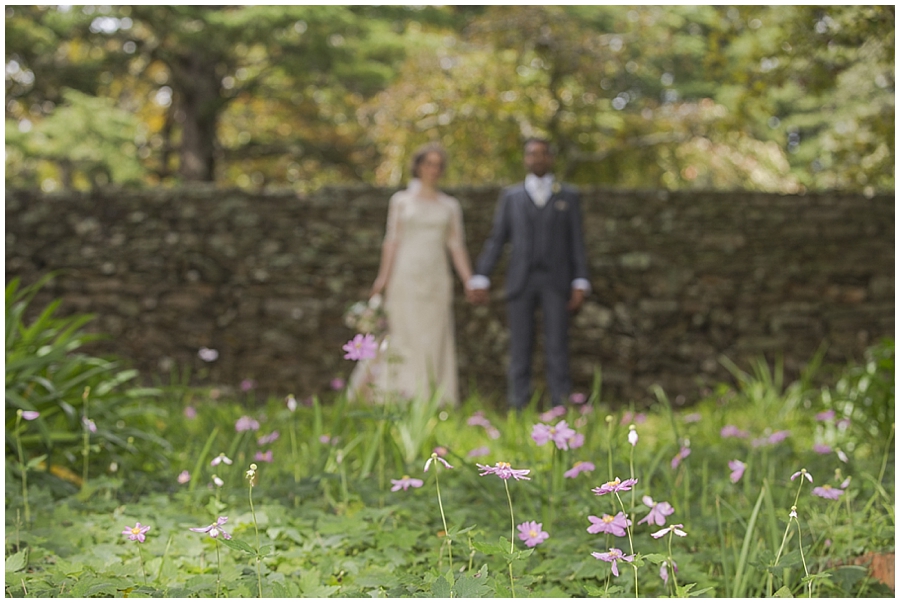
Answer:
[{"left": 5, "top": 5, "right": 895, "bottom": 194}]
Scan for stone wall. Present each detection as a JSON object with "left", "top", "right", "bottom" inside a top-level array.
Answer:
[{"left": 5, "top": 185, "right": 894, "bottom": 410}]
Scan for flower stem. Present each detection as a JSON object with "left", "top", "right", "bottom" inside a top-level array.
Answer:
[
  {"left": 434, "top": 469, "right": 453, "bottom": 569},
  {"left": 794, "top": 516, "right": 811, "bottom": 597},
  {"left": 615, "top": 491, "right": 639, "bottom": 598},
  {"left": 81, "top": 387, "right": 91, "bottom": 489},
  {"left": 289, "top": 417, "right": 300, "bottom": 484},
  {"left": 504, "top": 479, "right": 516, "bottom": 598},
  {"left": 215, "top": 539, "right": 221, "bottom": 599},
  {"left": 249, "top": 483, "right": 263, "bottom": 597},
  {"left": 14, "top": 414, "right": 30, "bottom": 525},
  {"left": 137, "top": 544, "right": 147, "bottom": 583}
]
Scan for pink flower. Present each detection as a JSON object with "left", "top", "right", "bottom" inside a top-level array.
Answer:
[
  {"left": 539, "top": 406, "right": 567, "bottom": 422},
  {"left": 620, "top": 411, "right": 647, "bottom": 425},
  {"left": 531, "top": 420, "right": 577, "bottom": 450},
  {"left": 486, "top": 426, "right": 501, "bottom": 439},
  {"left": 517, "top": 521, "right": 549, "bottom": 547},
  {"left": 184, "top": 406, "right": 197, "bottom": 419},
  {"left": 569, "top": 392, "right": 587, "bottom": 404},
  {"left": 568, "top": 432, "right": 585, "bottom": 449},
  {"left": 651, "top": 524, "right": 687, "bottom": 539},
  {"left": 467, "top": 412, "right": 492, "bottom": 427},
  {"left": 190, "top": 516, "right": 231, "bottom": 540},
  {"left": 660, "top": 560, "right": 678, "bottom": 585},
  {"left": 836, "top": 418, "right": 851, "bottom": 429},
  {"left": 813, "top": 443, "right": 832, "bottom": 454},
  {"left": 564, "top": 461, "right": 595, "bottom": 479},
  {"left": 579, "top": 404, "right": 594, "bottom": 415},
  {"left": 592, "top": 548, "right": 634, "bottom": 577},
  {"left": 670, "top": 446, "right": 691, "bottom": 469},
  {"left": 468, "top": 446, "right": 490, "bottom": 458},
  {"left": 20, "top": 410, "right": 40, "bottom": 421},
  {"left": 211, "top": 453, "right": 232, "bottom": 467},
  {"left": 728, "top": 460, "right": 746, "bottom": 484},
  {"left": 791, "top": 468, "right": 813, "bottom": 483},
  {"left": 424, "top": 453, "right": 453, "bottom": 472},
  {"left": 550, "top": 421, "right": 577, "bottom": 449},
  {"left": 720, "top": 425, "right": 749, "bottom": 439},
  {"left": 235, "top": 416, "right": 259, "bottom": 432},
  {"left": 816, "top": 410, "right": 836, "bottom": 421},
  {"left": 638, "top": 495, "right": 675, "bottom": 526},
  {"left": 257, "top": 431, "right": 280, "bottom": 445},
  {"left": 330, "top": 378, "right": 345, "bottom": 390},
  {"left": 177, "top": 470, "right": 191, "bottom": 484},
  {"left": 240, "top": 379, "right": 256, "bottom": 392},
  {"left": 683, "top": 412, "right": 702, "bottom": 423},
  {"left": 812, "top": 484, "right": 843, "bottom": 500},
  {"left": 254, "top": 450, "right": 273, "bottom": 463},
  {"left": 122, "top": 522, "right": 151, "bottom": 543},
  {"left": 342, "top": 334, "right": 378, "bottom": 361},
  {"left": 390, "top": 475, "right": 423, "bottom": 491},
  {"left": 767, "top": 430, "right": 790, "bottom": 444},
  {"left": 587, "top": 512, "right": 631, "bottom": 537},
  {"left": 592, "top": 477, "right": 638, "bottom": 496},
  {"left": 82, "top": 417, "right": 97, "bottom": 433},
  {"left": 476, "top": 461, "right": 531, "bottom": 481}
]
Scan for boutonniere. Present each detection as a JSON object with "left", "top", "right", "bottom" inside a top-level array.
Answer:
[
  {"left": 551, "top": 182, "right": 562, "bottom": 195},
  {"left": 554, "top": 199, "right": 568, "bottom": 211}
]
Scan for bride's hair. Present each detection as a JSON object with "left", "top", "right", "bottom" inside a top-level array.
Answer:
[{"left": 410, "top": 142, "right": 448, "bottom": 178}]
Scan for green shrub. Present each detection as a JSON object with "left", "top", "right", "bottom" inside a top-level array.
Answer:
[{"left": 5, "top": 276, "right": 171, "bottom": 499}]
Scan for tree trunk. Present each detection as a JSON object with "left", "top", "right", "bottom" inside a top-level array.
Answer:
[{"left": 173, "top": 51, "right": 222, "bottom": 182}]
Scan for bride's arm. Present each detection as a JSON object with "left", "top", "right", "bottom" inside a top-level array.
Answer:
[{"left": 446, "top": 199, "right": 474, "bottom": 285}]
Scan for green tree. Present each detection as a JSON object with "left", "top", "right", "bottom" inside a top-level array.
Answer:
[{"left": 6, "top": 5, "right": 407, "bottom": 184}]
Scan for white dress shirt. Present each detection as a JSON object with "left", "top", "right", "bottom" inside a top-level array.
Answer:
[{"left": 525, "top": 173, "right": 554, "bottom": 207}]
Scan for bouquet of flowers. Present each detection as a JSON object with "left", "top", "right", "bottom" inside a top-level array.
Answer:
[{"left": 343, "top": 294, "right": 387, "bottom": 338}]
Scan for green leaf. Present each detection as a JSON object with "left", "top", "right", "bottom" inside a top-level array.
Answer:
[
  {"left": 219, "top": 537, "right": 256, "bottom": 556},
  {"left": 773, "top": 585, "right": 794, "bottom": 597},
  {"left": 453, "top": 573, "right": 492, "bottom": 598},
  {"left": 298, "top": 568, "right": 339, "bottom": 598},
  {"left": 25, "top": 454, "right": 48, "bottom": 470},
  {"left": 472, "top": 539, "right": 507, "bottom": 556},
  {"left": 431, "top": 575, "right": 452, "bottom": 598},
  {"left": 5, "top": 550, "right": 27, "bottom": 573}
]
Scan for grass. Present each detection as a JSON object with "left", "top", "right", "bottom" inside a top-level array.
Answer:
[
  {"left": 4, "top": 284, "right": 895, "bottom": 597},
  {"left": 5, "top": 341, "right": 895, "bottom": 598}
]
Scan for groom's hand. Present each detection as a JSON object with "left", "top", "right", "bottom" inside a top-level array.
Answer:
[
  {"left": 567, "top": 288, "right": 585, "bottom": 313},
  {"left": 466, "top": 286, "right": 489, "bottom": 305}
]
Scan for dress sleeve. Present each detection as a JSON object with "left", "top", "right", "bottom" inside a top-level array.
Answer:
[
  {"left": 445, "top": 197, "right": 466, "bottom": 251},
  {"left": 384, "top": 193, "right": 403, "bottom": 243}
]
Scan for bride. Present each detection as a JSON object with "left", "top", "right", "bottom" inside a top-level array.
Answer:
[{"left": 349, "top": 143, "right": 474, "bottom": 406}]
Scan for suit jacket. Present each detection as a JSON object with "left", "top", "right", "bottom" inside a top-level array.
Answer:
[{"left": 475, "top": 180, "right": 590, "bottom": 299}]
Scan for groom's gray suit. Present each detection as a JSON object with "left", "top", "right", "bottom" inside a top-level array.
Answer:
[{"left": 474, "top": 179, "right": 590, "bottom": 409}]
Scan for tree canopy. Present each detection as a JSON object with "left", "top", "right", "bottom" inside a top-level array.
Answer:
[{"left": 5, "top": 5, "right": 894, "bottom": 194}]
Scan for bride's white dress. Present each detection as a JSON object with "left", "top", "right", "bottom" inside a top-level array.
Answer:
[{"left": 350, "top": 187, "right": 465, "bottom": 406}]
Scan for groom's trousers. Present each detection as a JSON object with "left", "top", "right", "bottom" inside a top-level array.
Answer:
[{"left": 506, "top": 270, "right": 571, "bottom": 409}]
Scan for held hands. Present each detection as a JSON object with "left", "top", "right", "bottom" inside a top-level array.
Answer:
[
  {"left": 567, "top": 288, "right": 586, "bottom": 313},
  {"left": 466, "top": 285, "right": 490, "bottom": 305}
]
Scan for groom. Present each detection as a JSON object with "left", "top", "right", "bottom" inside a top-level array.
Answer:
[{"left": 468, "top": 138, "right": 590, "bottom": 410}]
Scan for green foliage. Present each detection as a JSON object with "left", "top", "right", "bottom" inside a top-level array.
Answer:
[
  {"left": 4, "top": 325, "right": 895, "bottom": 597},
  {"left": 5, "top": 5, "right": 893, "bottom": 192},
  {"left": 5, "top": 277, "right": 170, "bottom": 497},
  {"left": 5, "top": 88, "right": 146, "bottom": 190}
]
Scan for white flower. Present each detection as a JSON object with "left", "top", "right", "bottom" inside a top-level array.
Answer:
[{"left": 627, "top": 425, "right": 638, "bottom": 447}]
